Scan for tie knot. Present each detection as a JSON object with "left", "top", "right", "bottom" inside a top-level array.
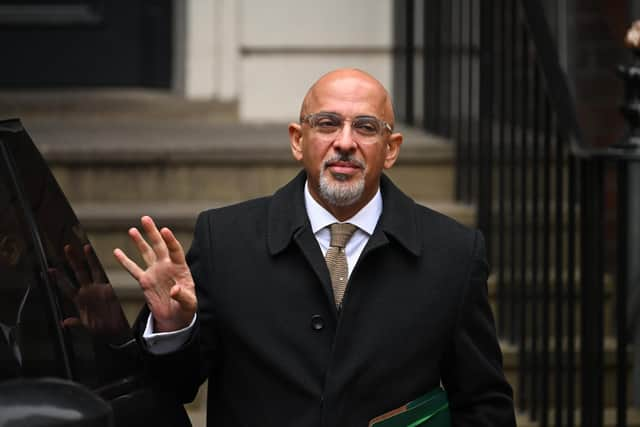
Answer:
[{"left": 329, "top": 223, "right": 357, "bottom": 249}]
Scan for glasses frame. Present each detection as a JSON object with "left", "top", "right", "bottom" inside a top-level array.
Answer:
[{"left": 300, "top": 112, "right": 393, "bottom": 144}]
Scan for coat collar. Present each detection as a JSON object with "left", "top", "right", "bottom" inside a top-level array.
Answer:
[
  {"left": 267, "top": 171, "right": 422, "bottom": 257},
  {"left": 375, "top": 174, "right": 422, "bottom": 257},
  {"left": 267, "top": 170, "right": 309, "bottom": 255}
]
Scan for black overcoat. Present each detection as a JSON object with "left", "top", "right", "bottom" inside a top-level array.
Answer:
[{"left": 138, "top": 171, "right": 515, "bottom": 427}]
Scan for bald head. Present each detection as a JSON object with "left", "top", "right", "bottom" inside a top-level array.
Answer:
[
  {"left": 288, "top": 68, "right": 404, "bottom": 220},
  {"left": 300, "top": 68, "right": 396, "bottom": 128}
]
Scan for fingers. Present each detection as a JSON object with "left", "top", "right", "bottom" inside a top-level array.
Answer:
[
  {"left": 161, "top": 227, "right": 187, "bottom": 265},
  {"left": 129, "top": 216, "right": 184, "bottom": 266},
  {"left": 113, "top": 248, "right": 145, "bottom": 281},
  {"left": 140, "top": 216, "right": 169, "bottom": 260},
  {"left": 128, "top": 227, "right": 156, "bottom": 267}
]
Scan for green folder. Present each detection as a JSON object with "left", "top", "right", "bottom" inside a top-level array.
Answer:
[{"left": 368, "top": 388, "right": 451, "bottom": 427}]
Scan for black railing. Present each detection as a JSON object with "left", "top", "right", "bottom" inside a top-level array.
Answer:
[{"left": 394, "top": 0, "right": 635, "bottom": 426}]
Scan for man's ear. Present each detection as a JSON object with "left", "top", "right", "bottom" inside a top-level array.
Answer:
[
  {"left": 289, "top": 123, "right": 304, "bottom": 162},
  {"left": 383, "top": 132, "right": 403, "bottom": 169}
]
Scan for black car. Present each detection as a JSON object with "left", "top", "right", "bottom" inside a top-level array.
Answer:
[{"left": 0, "top": 119, "right": 190, "bottom": 427}]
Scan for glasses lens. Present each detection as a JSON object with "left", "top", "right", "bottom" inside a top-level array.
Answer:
[
  {"left": 352, "top": 117, "right": 381, "bottom": 136},
  {"left": 312, "top": 113, "right": 342, "bottom": 133}
]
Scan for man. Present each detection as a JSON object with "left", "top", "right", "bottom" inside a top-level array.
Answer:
[{"left": 114, "top": 69, "right": 516, "bottom": 426}]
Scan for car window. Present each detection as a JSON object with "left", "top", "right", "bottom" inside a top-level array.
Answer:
[
  {"left": 0, "top": 151, "right": 68, "bottom": 382},
  {"left": 2, "top": 125, "right": 138, "bottom": 389}
]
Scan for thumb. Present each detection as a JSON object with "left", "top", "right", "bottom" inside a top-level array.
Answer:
[{"left": 170, "top": 284, "right": 197, "bottom": 314}]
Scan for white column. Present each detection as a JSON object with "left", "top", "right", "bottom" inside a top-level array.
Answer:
[
  {"left": 173, "top": 0, "right": 239, "bottom": 100},
  {"left": 213, "top": 0, "right": 239, "bottom": 101}
]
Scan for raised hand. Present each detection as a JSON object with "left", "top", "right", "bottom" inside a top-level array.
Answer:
[{"left": 113, "top": 216, "right": 197, "bottom": 332}]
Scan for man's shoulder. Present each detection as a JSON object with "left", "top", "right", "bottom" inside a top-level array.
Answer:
[
  {"left": 409, "top": 202, "right": 481, "bottom": 254},
  {"left": 381, "top": 174, "right": 474, "bottom": 237},
  {"left": 380, "top": 174, "right": 479, "bottom": 251}
]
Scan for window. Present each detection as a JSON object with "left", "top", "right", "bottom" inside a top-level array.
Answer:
[
  {"left": 2, "top": 127, "right": 137, "bottom": 389},
  {"left": 0, "top": 149, "right": 67, "bottom": 381}
]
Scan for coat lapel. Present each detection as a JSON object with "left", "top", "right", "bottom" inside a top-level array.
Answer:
[
  {"left": 293, "top": 227, "right": 337, "bottom": 313},
  {"left": 360, "top": 175, "right": 423, "bottom": 260},
  {"left": 267, "top": 171, "right": 335, "bottom": 309}
]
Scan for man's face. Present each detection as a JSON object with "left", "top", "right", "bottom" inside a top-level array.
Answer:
[{"left": 289, "top": 73, "right": 402, "bottom": 218}]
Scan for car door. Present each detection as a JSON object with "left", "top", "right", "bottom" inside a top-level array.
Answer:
[{"left": 0, "top": 119, "right": 190, "bottom": 427}]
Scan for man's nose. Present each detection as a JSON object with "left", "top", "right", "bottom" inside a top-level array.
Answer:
[{"left": 332, "top": 123, "right": 357, "bottom": 151}]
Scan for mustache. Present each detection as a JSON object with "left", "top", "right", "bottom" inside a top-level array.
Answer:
[{"left": 322, "top": 153, "right": 366, "bottom": 170}]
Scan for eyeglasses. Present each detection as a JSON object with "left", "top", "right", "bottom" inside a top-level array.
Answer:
[{"left": 300, "top": 112, "right": 393, "bottom": 144}]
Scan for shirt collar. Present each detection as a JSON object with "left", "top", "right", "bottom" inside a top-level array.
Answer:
[
  {"left": 304, "top": 180, "right": 382, "bottom": 235},
  {"left": 267, "top": 171, "right": 421, "bottom": 257}
]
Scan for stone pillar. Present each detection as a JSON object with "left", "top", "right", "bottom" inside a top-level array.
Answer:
[{"left": 173, "top": 0, "right": 239, "bottom": 101}]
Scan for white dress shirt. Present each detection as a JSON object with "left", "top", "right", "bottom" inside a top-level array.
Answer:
[
  {"left": 143, "top": 180, "right": 383, "bottom": 354},
  {"left": 303, "top": 181, "right": 381, "bottom": 277}
]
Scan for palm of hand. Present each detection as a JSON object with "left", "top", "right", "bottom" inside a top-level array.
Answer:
[
  {"left": 114, "top": 216, "right": 197, "bottom": 333},
  {"left": 139, "top": 257, "right": 195, "bottom": 330}
]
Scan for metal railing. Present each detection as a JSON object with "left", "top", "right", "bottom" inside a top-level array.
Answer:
[{"left": 393, "top": 0, "right": 635, "bottom": 426}]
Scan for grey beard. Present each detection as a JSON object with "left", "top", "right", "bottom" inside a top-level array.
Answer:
[{"left": 318, "top": 168, "right": 365, "bottom": 207}]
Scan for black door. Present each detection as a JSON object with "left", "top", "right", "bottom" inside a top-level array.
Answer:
[{"left": 0, "top": 0, "right": 172, "bottom": 88}]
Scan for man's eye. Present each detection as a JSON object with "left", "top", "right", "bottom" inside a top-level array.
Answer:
[
  {"left": 316, "top": 119, "right": 340, "bottom": 128},
  {"left": 354, "top": 121, "right": 379, "bottom": 134}
]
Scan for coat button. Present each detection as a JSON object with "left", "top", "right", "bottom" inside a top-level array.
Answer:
[{"left": 310, "top": 315, "right": 325, "bottom": 331}]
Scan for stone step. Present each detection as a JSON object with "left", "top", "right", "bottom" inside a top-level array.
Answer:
[
  {"left": 76, "top": 200, "right": 474, "bottom": 272},
  {"left": 2, "top": 89, "right": 239, "bottom": 123},
  {"left": 25, "top": 119, "right": 455, "bottom": 203}
]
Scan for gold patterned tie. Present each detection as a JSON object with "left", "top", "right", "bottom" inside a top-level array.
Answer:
[{"left": 325, "top": 223, "right": 358, "bottom": 307}]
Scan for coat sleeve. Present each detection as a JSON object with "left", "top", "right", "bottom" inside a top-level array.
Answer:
[
  {"left": 133, "top": 211, "right": 218, "bottom": 404},
  {"left": 440, "top": 230, "right": 517, "bottom": 426}
]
